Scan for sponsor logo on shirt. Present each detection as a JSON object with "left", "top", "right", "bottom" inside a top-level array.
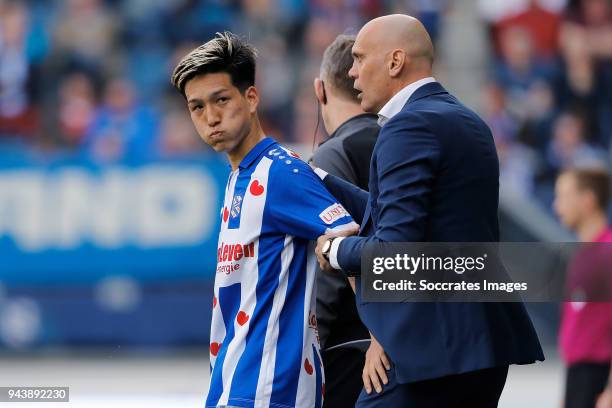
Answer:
[
  {"left": 319, "top": 203, "right": 349, "bottom": 225},
  {"left": 217, "top": 242, "right": 255, "bottom": 263},
  {"left": 216, "top": 242, "right": 255, "bottom": 275}
]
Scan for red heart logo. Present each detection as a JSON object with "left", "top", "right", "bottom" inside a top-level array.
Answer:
[
  {"left": 223, "top": 207, "right": 229, "bottom": 222},
  {"left": 304, "top": 358, "right": 313, "bottom": 375},
  {"left": 236, "top": 311, "right": 249, "bottom": 326},
  {"left": 249, "top": 180, "right": 264, "bottom": 196},
  {"left": 212, "top": 296, "right": 217, "bottom": 308},
  {"left": 210, "top": 342, "right": 221, "bottom": 356}
]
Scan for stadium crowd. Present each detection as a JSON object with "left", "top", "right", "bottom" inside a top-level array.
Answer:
[
  {"left": 480, "top": 0, "right": 612, "bottom": 210},
  {"left": 0, "top": 0, "right": 440, "bottom": 157},
  {"left": 0, "top": 0, "right": 610, "bottom": 212}
]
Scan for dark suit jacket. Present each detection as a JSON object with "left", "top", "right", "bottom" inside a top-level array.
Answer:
[{"left": 323, "top": 82, "right": 544, "bottom": 383}]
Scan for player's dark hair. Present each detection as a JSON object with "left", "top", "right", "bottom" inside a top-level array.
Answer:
[
  {"left": 171, "top": 32, "right": 257, "bottom": 98},
  {"left": 320, "top": 34, "right": 360, "bottom": 102}
]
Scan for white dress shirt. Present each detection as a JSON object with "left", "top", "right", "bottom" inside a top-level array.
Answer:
[{"left": 377, "top": 77, "right": 436, "bottom": 126}]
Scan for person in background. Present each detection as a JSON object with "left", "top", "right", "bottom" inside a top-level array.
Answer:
[
  {"left": 546, "top": 109, "right": 607, "bottom": 172},
  {"left": 0, "top": 1, "right": 40, "bottom": 140},
  {"left": 311, "top": 34, "right": 379, "bottom": 408},
  {"left": 554, "top": 167, "right": 612, "bottom": 408},
  {"left": 82, "top": 78, "right": 159, "bottom": 160}
]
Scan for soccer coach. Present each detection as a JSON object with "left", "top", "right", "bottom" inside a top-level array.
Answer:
[{"left": 314, "top": 15, "right": 544, "bottom": 407}]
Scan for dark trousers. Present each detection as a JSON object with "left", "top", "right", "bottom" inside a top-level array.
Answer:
[
  {"left": 356, "top": 365, "right": 509, "bottom": 408},
  {"left": 322, "top": 347, "right": 366, "bottom": 408},
  {"left": 565, "top": 362, "right": 611, "bottom": 408}
]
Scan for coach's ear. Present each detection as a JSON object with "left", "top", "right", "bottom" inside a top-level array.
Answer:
[
  {"left": 244, "top": 86, "right": 259, "bottom": 113},
  {"left": 388, "top": 49, "right": 406, "bottom": 78},
  {"left": 314, "top": 78, "right": 327, "bottom": 105}
]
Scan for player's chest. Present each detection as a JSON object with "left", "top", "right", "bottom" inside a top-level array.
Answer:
[{"left": 219, "top": 164, "right": 270, "bottom": 235}]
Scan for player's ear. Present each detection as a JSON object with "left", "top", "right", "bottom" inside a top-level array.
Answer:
[
  {"left": 314, "top": 78, "right": 327, "bottom": 105},
  {"left": 244, "top": 86, "right": 259, "bottom": 113}
]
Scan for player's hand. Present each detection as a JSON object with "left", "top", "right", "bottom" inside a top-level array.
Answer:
[
  {"left": 596, "top": 387, "right": 612, "bottom": 408},
  {"left": 362, "top": 335, "right": 391, "bottom": 394}
]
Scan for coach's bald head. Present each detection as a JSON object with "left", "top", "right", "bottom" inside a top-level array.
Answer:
[{"left": 348, "top": 14, "right": 434, "bottom": 113}]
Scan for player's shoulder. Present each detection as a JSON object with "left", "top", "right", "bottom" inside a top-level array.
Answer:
[
  {"left": 264, "top": 144, "right": 313, "bottom": 177},
  {"left": 262, "top": 144, "right": 325, "bottom": 198}
]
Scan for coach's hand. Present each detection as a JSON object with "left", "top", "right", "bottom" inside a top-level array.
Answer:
[
  {"left": 315, "top": 225, "right": 359, "bottom": 272},
  {"left": 363, "top": 335, "right": 391, "bottom": 394}
]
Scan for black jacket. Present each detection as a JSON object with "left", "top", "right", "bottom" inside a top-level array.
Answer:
[{"left": 310, "top": 113, "right": 379, "bottom": 350}]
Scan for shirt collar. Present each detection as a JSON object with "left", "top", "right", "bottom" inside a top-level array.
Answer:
[
  {"left": 325, "top": 113, "right": 379, "bottom": 141},
  {"left": 377, "top": 77, "right": 436, "bottom": 126},
  {"left": 236, "top": 137, "right": 277, "bottom": 170}
]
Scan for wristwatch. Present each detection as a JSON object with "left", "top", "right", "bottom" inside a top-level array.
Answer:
[{"left": 321, "top": 237, "right": 335, "bottom": 261}]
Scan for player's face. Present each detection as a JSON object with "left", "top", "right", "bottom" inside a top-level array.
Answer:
[
  {"left": 184, "top": 72, "right": 257, "bottom": 154},
  {"left": 554, "top": 173, "right": 584, "bottom": 230},
  {"left": 349, "top": 35, "right": 390, "bottom": 113}
]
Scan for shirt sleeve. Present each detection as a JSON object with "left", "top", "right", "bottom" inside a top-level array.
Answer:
[{"left": 265, "top": 159, "right": 356, "bottom": 240}]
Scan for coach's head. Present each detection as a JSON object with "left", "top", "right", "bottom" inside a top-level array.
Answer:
[
  {"left": 171, "top": 32, "right": 260, "bottom": 154},
  {"left": 349, "top": 14, "right": 434, "bottom": 113}
]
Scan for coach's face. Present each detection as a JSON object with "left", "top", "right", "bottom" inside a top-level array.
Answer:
[
  {"left": 184, "top": 72, "right": 257, "bottom": 154},
  {"left": 349, "top": 31, "right": 392, "bottom": 113}
]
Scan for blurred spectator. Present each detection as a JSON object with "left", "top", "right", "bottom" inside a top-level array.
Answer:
[
  {"left": 393, "top": 0, "right": 449, "bottom": 43},
  {"left": 303, "top": 15, "right": 347, "bottom": 67},
  {"left": 483, "top": 82, "right": 539, "bottom": 195},
  {"left": 255, "top": 35, "right": 295, "bottom": 139},
  {"left": 52, "top": 0, "right": 119, "bottom": 75},
  {"left": 493, "top": 0, "right": 562, "bottom": 58},
  {"left": 293, "top": 80, "right": 320, "bottom": 146},
  {"left": 482, "top": 81, "right": 520, "bottom": 148},
  {"left": 519, "top": 80, "right": 557, "bottom": 151},
  {"left": 0, "top": 1, "right": 40, "bottom": 140},
  {"left": 162, "top": 0, "right": 238, "bottom": 45},
  {"left": 546, "top": 109, "right": 608, "bottom": 173},
  {"left": 55, "top": 72, "right": 98, "bottom": 147},
  {"left": 556, "top": 1, "right": 612, "bottom": 146},
  {"left": 494, "top": 26, "right": 553, "bottom": 119},
  {"left": 561, "top": 0, "right": 612, "bottom": 62},
  {"left": 479, "top": 0, "right": 567, "bottom": 25},
  {"left": 158, "top": 109, "right": 204, "bottom": 156},
  {"left": 82, "top": 78, "right": 159, "bottom": 161}
]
